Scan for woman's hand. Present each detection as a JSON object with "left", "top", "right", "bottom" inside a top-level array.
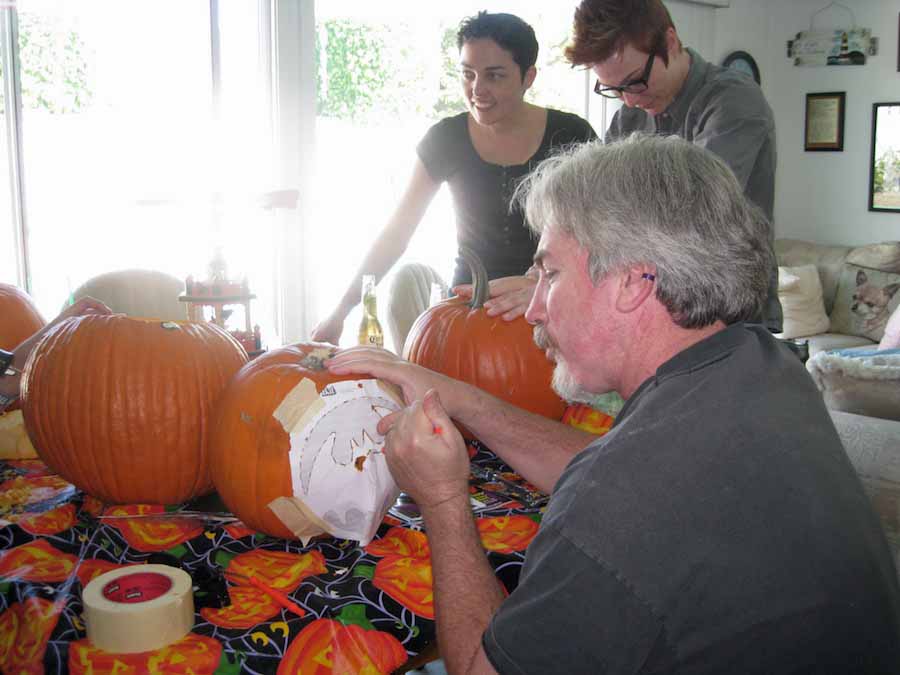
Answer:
[
  {"left": 453, "top": 274, "right": 537, "bottom": 321},
  {"left": 310, "top": 309, "right": 347, "bottom": 346}
]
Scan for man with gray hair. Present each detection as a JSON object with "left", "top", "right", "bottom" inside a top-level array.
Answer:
[{"left": 328, "top": 135, "right": 900, "bottom": 674}]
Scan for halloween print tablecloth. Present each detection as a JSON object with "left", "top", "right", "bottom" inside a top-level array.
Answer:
[{"left": 0, "top": 441, "right": 545, "bottom": 674}]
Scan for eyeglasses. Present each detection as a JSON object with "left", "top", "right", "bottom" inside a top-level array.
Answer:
[{"left": 594, "top": 51, "right": 656, "bottom": 99}]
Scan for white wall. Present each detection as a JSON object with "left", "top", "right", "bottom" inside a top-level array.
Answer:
[{"left": 711, "top": 0, "right": 900, "bottom": 246}]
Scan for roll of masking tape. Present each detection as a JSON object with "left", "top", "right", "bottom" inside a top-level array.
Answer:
[{"left": 82, "top": 564, "right": 194, "bottom": 653}]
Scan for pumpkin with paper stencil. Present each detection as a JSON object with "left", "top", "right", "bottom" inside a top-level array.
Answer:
[
  {"left": 211, "top": 342, "right": 401, "bottom": 540},
  {"left": 403, "top": 247, "right": 566, "bottom": 439},
  {"left": 21, "top": 314, "right": 247, "bottom": 504},
  {"left": 0, "top": 283, "right": 45, "bottom": 352}
]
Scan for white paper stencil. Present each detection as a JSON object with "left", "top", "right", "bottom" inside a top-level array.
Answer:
[{"left": 286, "top": 379, "right": 401, "bottom": 545}]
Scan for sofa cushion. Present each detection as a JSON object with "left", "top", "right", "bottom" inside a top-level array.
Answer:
[
  {"left": 846, "top": 241, "right": 900, "bottom": 273},
  {"left": 805, "top": 333, "right": 874, "bottom": 357},
  {"left": 774, "top": 239, "right": 854, "bottom": 314},
  {"left": 807, "top": 348, "right": 900, "bottom": 421},
  {"left": 829, "top": 409, "right": 900, "bottom": 579},
  {"left": 776, "top": 264, "right": 830, "bottom": 338},
  {"left": 831, "top": 264, "right": 900, "bottom": 341}
]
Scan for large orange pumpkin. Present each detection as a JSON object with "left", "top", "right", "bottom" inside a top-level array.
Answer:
[
  {"left": 403, "top": 248, "right": 565, "bottom": 437},
  {"left": 21, "top": 315, "right": 247, "bottom": 504},
  {"left": 211, "top": 342, "right": 397, "bottom": 539},
  {"left": 0, "top": 283, "right": 45, "bottom": 351}
]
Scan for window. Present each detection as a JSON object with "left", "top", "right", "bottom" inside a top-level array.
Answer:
[{"left": 3, "top": 0, "right": 281, "bottom": 343}]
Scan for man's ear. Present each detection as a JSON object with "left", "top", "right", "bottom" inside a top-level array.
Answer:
[
  {"left": 615, "top": 266, "right": 657, "bottom": 313},
  {"left": 663, "top": 26, "right": 682, "bottom": 61}
]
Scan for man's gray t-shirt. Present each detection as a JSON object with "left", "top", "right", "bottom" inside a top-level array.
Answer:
[
  {"left": 606, "top": 49, "right": 782, "bottom": 332},
  {"left": 483, "top": 325, "right": 900, "bottom": 673}
]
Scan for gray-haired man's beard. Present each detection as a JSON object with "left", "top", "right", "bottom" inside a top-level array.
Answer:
[{"left": 533, "top": 325, "right": 599, "bottom": 405}]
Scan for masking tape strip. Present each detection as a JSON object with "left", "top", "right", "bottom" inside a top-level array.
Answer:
[
  {"left": 273, "top": 378, "right": 323, "bottom": 435},
  {"left": 268, "top": 496, "right": 330, "bottom": 546},
  {"left": 82, "top": 564, "right": 194, "bottom": 654}
]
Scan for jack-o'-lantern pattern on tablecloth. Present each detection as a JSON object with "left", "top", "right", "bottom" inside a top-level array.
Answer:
[
  {"left": 0, "top": 441, "right": 539, "bottom": 674},
  {"left": 75, "top": 559, "right": 141, "bottom": 587},
  {"left": 201, "top": 585, "right": 282, "bottom": 629},
  {"left": 16, "top": 503, "right": 77, "bottom": 536},
  {"left": 0, "top": 596, "right": 64, "bottom": 675},
  {"left": 0, "top": 538, "right": 78, "bottom": 582},
  {"left": 365, "top": 526, "right": 430, "bottom": 559},
  {"left": 224, "top": 548, "right": 327, "bottom": 591},
  {"left": 102, "top": 504, "right": 206, "bottom": 552},
  {"left": 278, "top": 618, "right": 407, "bottom": 675},
  {"left": 373, "top": 554, "right": 436, "bottom": 619},
  {"left": 476, "top": 515, "right": 540, "bottom": 554},
  {"left": 68, "top": 633, "right": 223, "bottom": 675}
]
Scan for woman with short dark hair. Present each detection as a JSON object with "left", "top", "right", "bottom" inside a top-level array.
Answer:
[{"left": 312, "top": 11, "right": 596, "bottom": 345}]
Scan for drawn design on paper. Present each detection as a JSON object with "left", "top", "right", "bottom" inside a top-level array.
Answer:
[{"left": 289, "top": 380, "right": 401, "bottom": 542}]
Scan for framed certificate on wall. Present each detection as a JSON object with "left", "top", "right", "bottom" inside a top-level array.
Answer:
[{"left": 805, "top": 92, "right": 846, "bottom": 151}]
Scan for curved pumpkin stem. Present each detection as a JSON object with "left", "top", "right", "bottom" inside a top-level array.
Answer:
[{"left": 457, "top": 247, "right": 489, "bottom": 310}]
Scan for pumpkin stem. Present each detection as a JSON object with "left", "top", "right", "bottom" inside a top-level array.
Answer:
[{"left": 457, "top": 247, "right": 489, "bottom": 310}]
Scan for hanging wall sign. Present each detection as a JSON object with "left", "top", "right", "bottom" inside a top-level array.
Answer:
[{"left": 787, "top": 28, "right": 877, "bottom": 66}]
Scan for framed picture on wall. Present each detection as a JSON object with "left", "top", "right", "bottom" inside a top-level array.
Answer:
[
  {"left": 869, "top": 102, "right": 900, "bottom": 213},
  {"left": 805, "top": 92, "right": 845, "bottom": 151}
]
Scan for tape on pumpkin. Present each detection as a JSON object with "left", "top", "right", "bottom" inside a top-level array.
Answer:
[{"left": 82, "top": 564, "right": 194, "bottom": 654}]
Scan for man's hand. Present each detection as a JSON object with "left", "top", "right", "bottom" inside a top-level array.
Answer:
[
  {"left": 453, "top": 275, "right": 537, "bottom": 321},
  {"left": 326, "top": 346, "right": 454, "bottom": 409},
  {"left": 380, "top": 389, "right": 469, "bottom": 510}
]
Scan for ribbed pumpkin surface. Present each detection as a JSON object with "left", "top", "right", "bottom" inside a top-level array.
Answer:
[
  {"left": 210, "top": 343, "right": 369, "bottom": 539},
  {"left": 0, "top": 283, "right": 45, "bottom": 350},
  {"left": 403, "top": 297, "right": 565, "bottom": 432},
  {"left": 21, "top": 315, "right": 247, "bottom": 504}
]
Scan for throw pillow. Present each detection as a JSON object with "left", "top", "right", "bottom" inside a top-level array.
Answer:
[
  {"left": 830, "top": 263, "right": 900, "bottom": 342},
  {"left": 881, "top": 304, "right": 900, "bottom": 350},
  {"left": 776, "top": 264, "right": 830, "bottom": 339}
]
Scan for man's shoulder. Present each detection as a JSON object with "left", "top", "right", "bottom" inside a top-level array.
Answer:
[{"left": 691, "top": 62, "right": 773, "bottom": 119}]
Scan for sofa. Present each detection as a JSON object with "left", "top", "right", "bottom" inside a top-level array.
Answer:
[
  {"left": 774, "top": 238, "right": 900, "bottom": 356},
  {"left": 830, "top": 410, "right": 900, "bottom": 581},
  {"left": 774, "top": 238, "right": 900, "bottom": 578}
]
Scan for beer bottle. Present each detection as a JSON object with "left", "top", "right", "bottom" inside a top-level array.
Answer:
[{"left": 357, "top": 274, "right": 384, "bottom": 348}]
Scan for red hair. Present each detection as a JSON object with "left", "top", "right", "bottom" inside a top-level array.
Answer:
[{"left": 565, "top": 0, "right": 677, "bottom": 67}]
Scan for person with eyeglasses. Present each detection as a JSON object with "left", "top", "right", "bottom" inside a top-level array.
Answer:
[
  {"left": 311, "top": 11, "right": 597, "bottom": 347},
  {"left": 566, "top": 0, "right": 782, "bottom": 334}
]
